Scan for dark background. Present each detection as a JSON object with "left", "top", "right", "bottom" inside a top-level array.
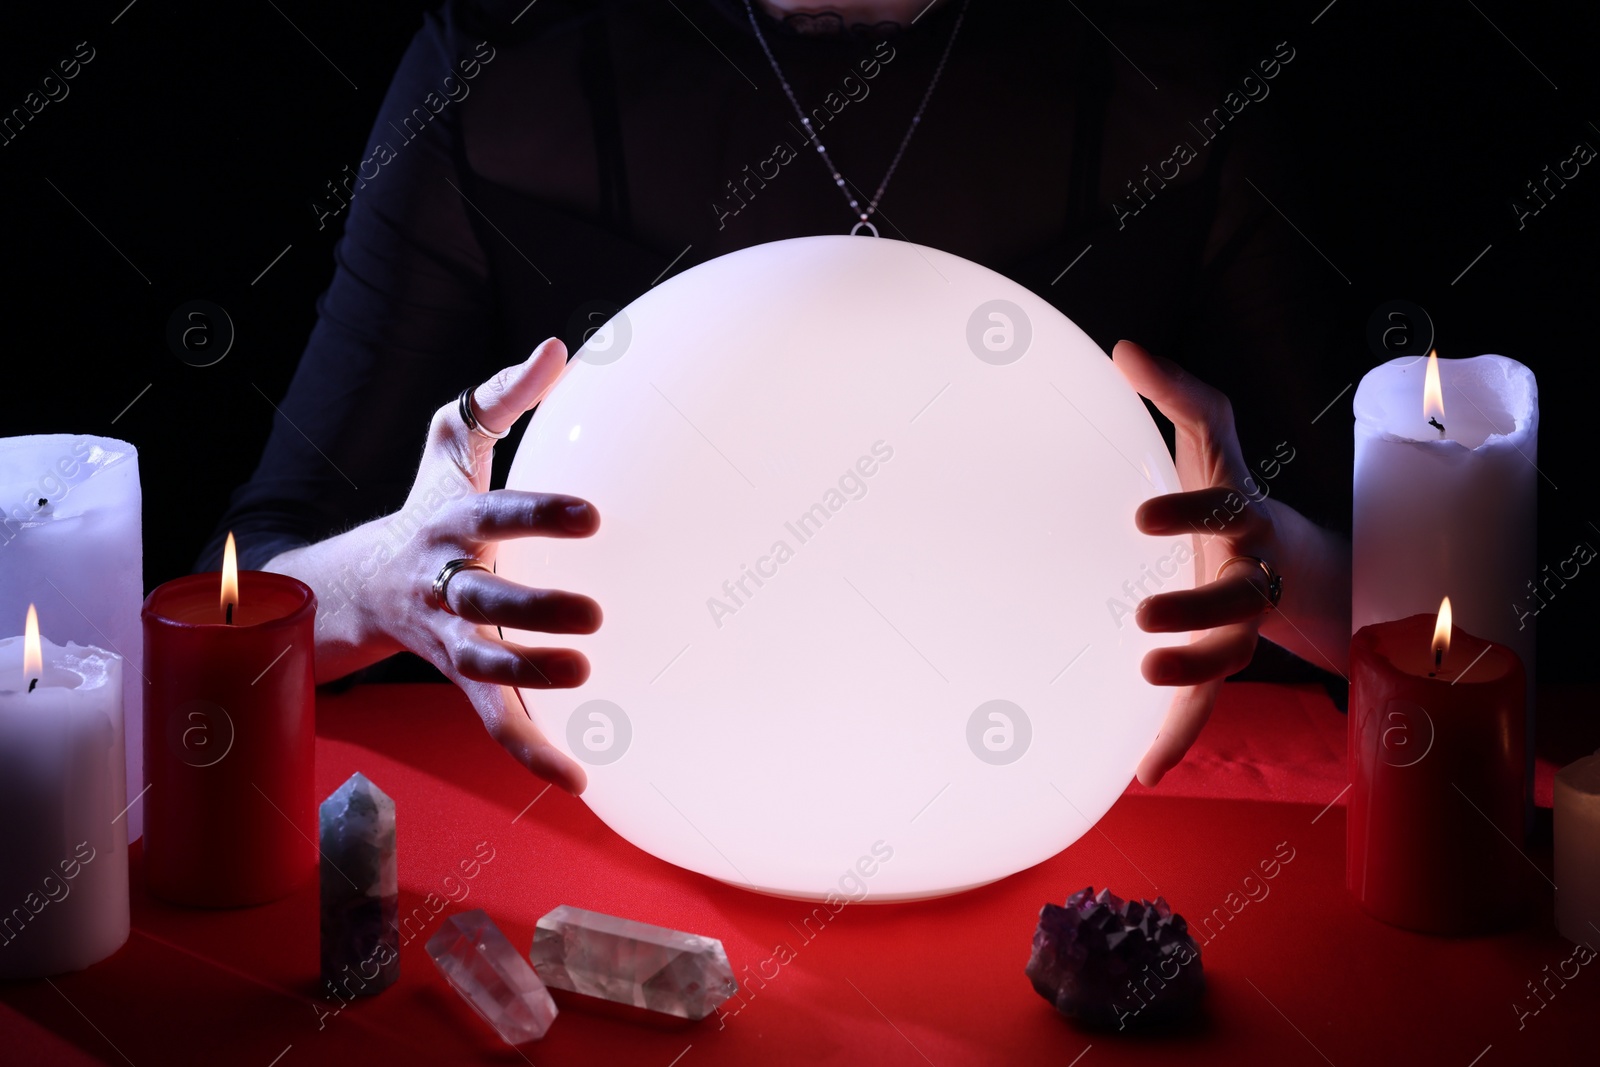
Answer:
[{"left": 2, "top": 0, "right": 1597, "bottom": 679}]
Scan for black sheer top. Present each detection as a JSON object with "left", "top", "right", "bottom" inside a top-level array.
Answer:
[{"left": 201, "top": 0, "right": 1349, "bottom": 680}]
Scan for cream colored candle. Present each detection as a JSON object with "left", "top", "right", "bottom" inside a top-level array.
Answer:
[{"left": 1555, "top": 753, "right": 1600, "bottom": 944}]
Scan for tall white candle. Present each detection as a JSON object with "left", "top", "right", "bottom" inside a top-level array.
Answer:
[
  {"left": 0, "top": 434, "right": 144, "bottom": 841},
  {"left": 1353, "top": 354, "right": 1539, "bottom": 808},
  {"left": 0, "top": 608, "right": 130, "bottom": 978}
]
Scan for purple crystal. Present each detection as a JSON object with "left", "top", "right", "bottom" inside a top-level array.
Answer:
[
  {"left": 1024, "top": 886, "right": 1204, "bottom": 1029},
  {"left": 319, "top": 773, "right": 398, "bottom": 996}
]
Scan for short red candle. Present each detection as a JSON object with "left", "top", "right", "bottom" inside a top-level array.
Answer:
[
  {"left": 1347, "top": 611, "right": 1525, "bottom": 933},
  {"left": 141, "top": 571, "right": 316, "bottom": 906}
]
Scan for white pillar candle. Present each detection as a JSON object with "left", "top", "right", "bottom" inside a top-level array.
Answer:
[
  {"left": 1353, "top": 354, "right": 1539, "bottom": 808},
  {"left": 0, "top": 434, "right": 144, "bottom": 842},
  {"left": 1554, "top": 753, "right": 1600, "bottom": 944},
  {"left": 0, "top": 608, "right": 130, "bottom": 978}
]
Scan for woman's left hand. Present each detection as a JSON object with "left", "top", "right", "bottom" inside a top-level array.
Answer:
[{"left": 1112, "top": 341, "right": 1288, "bottom": 786}]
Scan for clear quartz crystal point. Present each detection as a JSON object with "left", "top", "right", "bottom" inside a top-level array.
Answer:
[
  {"left": 529, "top": 905, "right": 738, "bottom": 1021},
  {"left": 427, "top": 910, "right": 558, "bottom": 1044}
]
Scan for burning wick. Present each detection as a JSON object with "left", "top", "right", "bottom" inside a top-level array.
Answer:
[
  {"left": 22, "top": 604, "right": 42, "bottom": 693},
  {"left": 1422, "top": 351, "right": 1446, "bottom": 440},
  {"left": 222, "top": 531, "right": 239, "bottom": 627},
  {"left": 1429, "top": 595, "right": 1452, "bottom": 679}
]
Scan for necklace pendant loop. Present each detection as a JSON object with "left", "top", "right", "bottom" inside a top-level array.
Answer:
[{"left": 850, "top": 219, "right": 880, "bottom": 237}]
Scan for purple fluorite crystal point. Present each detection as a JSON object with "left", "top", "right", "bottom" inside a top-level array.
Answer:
[
  {"left": 319, "top": 772, "right": 398, "bottom": 996},
  {"left": 1025, "top": 886, "right": 1204, "bottom": 1029}
]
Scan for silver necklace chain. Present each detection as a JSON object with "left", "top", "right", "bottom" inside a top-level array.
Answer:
[{"left": 742, "top": 0, "right": 971, "bottom": 236}]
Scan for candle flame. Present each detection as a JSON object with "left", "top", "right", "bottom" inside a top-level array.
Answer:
[
  {"left": 221, "top": 532, "right": 239, "bottom": 622},
  {"left": 1432, "top": 596, "right": 1452, "bottom": 664},
  {"left": 1422, "top": 350, "right": 1445, "bottom": 429},
  {"left": 23, "top": 604, "right": 42, "bottom": 682}
]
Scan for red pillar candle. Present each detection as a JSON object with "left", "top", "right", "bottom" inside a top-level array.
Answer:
[
  {"left": 141, "top": 536, "right": 316, "bottom": 906},
  {"left": 1347, "top": 598, "right": 1525, "bottom": 933}
]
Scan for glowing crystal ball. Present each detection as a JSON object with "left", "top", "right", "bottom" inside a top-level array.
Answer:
[{"left": 502, "top": 236, "right": 1192, "bottom": 902}]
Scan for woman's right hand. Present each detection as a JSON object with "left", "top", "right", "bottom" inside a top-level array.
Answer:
[
  {"left": 266, "top": 338, "right": 602, "bottom": 794},
  {"left": 1114, "top": 341, "right": 1351, "bottom": 786}
]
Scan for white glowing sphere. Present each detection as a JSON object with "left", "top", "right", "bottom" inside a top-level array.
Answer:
[{"left": 502, "top": 236, "right": 1191, "bottom": 902}]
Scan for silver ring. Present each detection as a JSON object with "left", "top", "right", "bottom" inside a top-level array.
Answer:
[
  {"left": 432, "top": 558, "right": 490, "bottom": 616},
  {"left": 1215, "top": 555, "right": 1283, "bottom": 610},
  {"left": 458, "top": 386, "right": 509, "bottom": 440}
]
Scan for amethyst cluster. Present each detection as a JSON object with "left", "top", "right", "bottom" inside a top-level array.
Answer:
[{"left": 1025, "top": 887, "right": 1204, "bottom": 1029}]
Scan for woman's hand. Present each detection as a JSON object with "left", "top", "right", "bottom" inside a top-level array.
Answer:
[
  {"left": 1112, "top": 341, "right": 1349, "bottom": 787},
  {"left": 266, "top": 338, "right": 601, "bottom": 794}
]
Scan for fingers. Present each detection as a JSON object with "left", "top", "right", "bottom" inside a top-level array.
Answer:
[
  {"left": 464, "top": 490, "right": 600, "bottom": 540},
  {"left": 1137, "top": 569, "right": 1271, "bottom": 633},
  {"left": 446, "top": 568, "right": 602, "bottom": 634},
  {"left": 423, "top": 338, "right": 570, "bottom": 489},
  {"left": 460, "top": 679, "right": 588, "bottom": 795},
  {"left": 1111, "top": 340, "right": 1234, "bottom": 438},
  {"left": 1141, "top": 620, "right": 1260, "bottom": 687},
  {"left": 1111, "top": 341, "right": 1250, "bottom": 492},
  {"left": 1136, "top": 678, "right": 1223, "bottom": 787},
  {"left": 471, "top": 337, "right": 569, "bottom": 436},
  {"left": 1136, "top": 486, "right": 1269, "bottom": 541},
  {"left": 1113, "top": 340, "right": 1267, "bottom": 789},
  {"left": 449, "top": 623, "right": 591, "bottom": 689}
]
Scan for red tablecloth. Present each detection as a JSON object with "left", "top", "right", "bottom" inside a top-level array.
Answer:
[{"left": 3, "top": 681, "right": 1593, "bottom": 1065}]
